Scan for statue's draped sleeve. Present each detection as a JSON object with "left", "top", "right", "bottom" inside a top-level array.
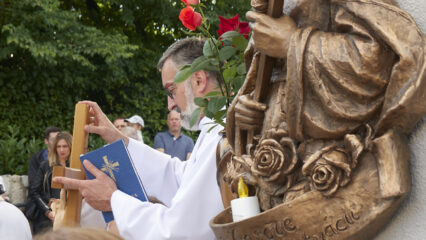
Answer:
[{"left": 286, "top": 0, "right": 426, "bottom": 141}]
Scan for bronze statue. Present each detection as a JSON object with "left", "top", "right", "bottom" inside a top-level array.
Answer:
[{"left": 211, "top": 0, "right": 426, "bottom": 239}]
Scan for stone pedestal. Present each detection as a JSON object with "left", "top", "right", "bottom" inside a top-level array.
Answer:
[{"left": 1, "top": 175, "right": 29, "bottom": 205}]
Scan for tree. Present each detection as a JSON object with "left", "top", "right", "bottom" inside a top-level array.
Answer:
[{"left": 0, "top": 0, "right": 250, "bottom": 174}]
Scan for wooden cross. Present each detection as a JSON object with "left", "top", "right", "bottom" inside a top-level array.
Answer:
[
  {"left": 235, "top": 0, "right": 284, "bottom": 155},
  {"left": 51, "top": 103, "right": 89, "bottom": 228}
]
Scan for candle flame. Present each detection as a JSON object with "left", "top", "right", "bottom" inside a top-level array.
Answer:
[{"left": 238, "top": 177, "right": 249, "bottom": 198}]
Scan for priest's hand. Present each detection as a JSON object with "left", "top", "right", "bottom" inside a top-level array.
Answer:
[
  {"left": 246, "top": 11, "right": 297, "bottom": 59},
  {"left": 79, "top": 100, "right": 129, "bottom": 145},
  {"left": 53, "top": 160, "right": 117, "bottom": 212}
]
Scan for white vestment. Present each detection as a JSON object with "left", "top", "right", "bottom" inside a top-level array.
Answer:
[
  {"left": 111, "top": 117, "right": 224, "bottom": 239},
  {"left": 0, "top": 199, "right": 32, "bottom": 240},
  {"left": 80, "top": 198, "right": 107, "bottom": 228}
]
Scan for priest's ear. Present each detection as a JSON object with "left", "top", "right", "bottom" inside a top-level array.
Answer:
[{"left": 191, "top": 70, "right": 209, "bottom": 97}]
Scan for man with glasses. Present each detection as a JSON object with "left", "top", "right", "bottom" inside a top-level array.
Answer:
[{"left": 54, "top": 37, "right": 224, "bottom": 239}]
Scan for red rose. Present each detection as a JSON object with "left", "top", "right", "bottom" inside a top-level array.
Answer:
[
  {"left": 181, "top": 0, "right": 199, "bottom": 5},
  {"left": 217, "top": 14, "right": 250, "bottom": 39},
  {"left": 238, "top": 22, "right": 250, "bottom": 39},
  {"left": 179, "top": 6, "right": 202, "bottom": 31}
]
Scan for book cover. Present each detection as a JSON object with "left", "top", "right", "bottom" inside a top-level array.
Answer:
[{"left": 80, "top": 139, "right": 148, "bottom": 222}]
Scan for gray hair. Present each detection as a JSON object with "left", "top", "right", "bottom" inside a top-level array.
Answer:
[
  {"left": 157, "top": 37, "right": 217, "bottom": 84},
  {"left": 168, "top": 110, "right": 180, "bottom": 119}
]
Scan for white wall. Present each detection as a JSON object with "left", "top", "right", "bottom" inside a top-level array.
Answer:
[
  {"left": 375, "top": 3, "right": 426, "bottom": 239},
  {"left": 397, "top": 0, "right": 426, "bottom": 33}
]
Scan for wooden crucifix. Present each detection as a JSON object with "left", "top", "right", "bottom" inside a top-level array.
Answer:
[
  {"left": 51, "top": 103, "right": 89, "bottom": 228},
  {"left": 234, "top": 0, "right": 284, "bottom": 155}
]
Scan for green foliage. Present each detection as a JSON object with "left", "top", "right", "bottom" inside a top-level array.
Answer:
[
  {"left": 0, "top": 125, "right": 44, "bottom": 175},
  {"left": 175, "top": 29, "right": 248, "bottom": 127},
  {"left": 0, "top": 0, "right": 250, "bottom": 174}
]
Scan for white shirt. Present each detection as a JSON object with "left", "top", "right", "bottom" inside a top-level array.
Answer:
[
  {"left": 111, "top": 117, "right": 224, "bottom": 239},
  {"left": 0, "top": 199, "right": 32, "bottom": 240},
  {"left": 80, "top": 198, "right": 107, "bottom": 228}
]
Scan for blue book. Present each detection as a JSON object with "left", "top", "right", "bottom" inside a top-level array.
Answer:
[{"left": 80, "top": 139, "right": 148, "bottom": 223}]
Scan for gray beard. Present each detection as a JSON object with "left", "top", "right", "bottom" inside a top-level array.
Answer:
[{"left": 179, "top": 82, "right": 200, "bottom": 131}]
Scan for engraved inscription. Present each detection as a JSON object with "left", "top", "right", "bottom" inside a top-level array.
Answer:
[
  {"left": 228, "top": 209, "right": 361, "bottom": 239},
  {"left": 303, "top": 210, "right": 361, "bottom": 240},
  {"left": 232, "top": 218, "right": 297, "bottom": 239}
]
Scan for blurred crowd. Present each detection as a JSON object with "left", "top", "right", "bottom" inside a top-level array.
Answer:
[{"left": 0, "top": 110, "right": 194, "bottom": 239}]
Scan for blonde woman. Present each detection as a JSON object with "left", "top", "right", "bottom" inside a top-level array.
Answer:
[{"left": 28, "top": 132, "right": 72, "bottom": 235}]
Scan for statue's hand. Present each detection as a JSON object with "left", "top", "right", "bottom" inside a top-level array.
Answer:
[
  {"left": 251, "top": 0, "right": 268, "bottom": 13},
  {"left": 246, "top": 11, "right": 297, "bottom": 59},
  {"left": 235, "top": 93, "right": 267, "bottom": 132}
]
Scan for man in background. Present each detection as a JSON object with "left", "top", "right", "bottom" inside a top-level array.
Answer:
[
  {"left": 120, "top": 126, "right": 139, "bottom": 141},
  {"left": 27, "top": 126, "right": 60, "bottom": 187},
  {"left": 113, "top": 117, "right": 127, "bottom": 131},
  {"left": 26, "top": 126, "right": 60, "bottom": 232},
  {"left": 154, "top": 110, "right": 194, "bottom": 160},
  {"left": 125, "top": 115, "right": 144, "bottom": 143}
]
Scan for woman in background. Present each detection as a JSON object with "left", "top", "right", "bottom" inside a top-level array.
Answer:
[{"left": 28, "top": 132, "right": 72, "bottom": 234}]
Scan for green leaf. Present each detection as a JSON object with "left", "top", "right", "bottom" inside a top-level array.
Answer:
[
  {"left": 232, "top": 35, "right": 248, "bottom": 51},
  {"left": 203, "top": 39, "right": 216, "bottom": 57},
  {"left": 190, "top": 107, "right": 202, "bottom": 127},
  {"left": 237, "top": 62, "right": 246, "bottom": 75},
  {"left": 207, "top": 96, "right": 227, "bottom": 114},
  {"left": 214, "top": 109, "right": 227, "bottom": 121},
  {"left": 219, "top": 46, "right": 237, "bottom": 61},
  {"left": 222, "top": 39, "right": 233, "bottom": 47},
  {"left": 204, "top": 107, "right": 215, "bottom": 119},
  {"left": 207, "top": 125, "right": 217, "bottom": 132},
  {"left": 190, "top": 56, "right": 217, "bottom": 72},
  {"left": 194, "top": 97, "right": 208, "bottom": 107},
  {"left": 233, "top": 75, "right": 245, "bottom": 92},
  {"left": 204, "top": 91, "right": 222, "bottom": 97},
  {"left": 220, "top": 31, "right": 241, "bottom": 39},
  {"left": 174, "top": 65, "right": 192, "bottom": 83},
  {"left": 223, "top": 66, "right": 237, "bottom": 84}
]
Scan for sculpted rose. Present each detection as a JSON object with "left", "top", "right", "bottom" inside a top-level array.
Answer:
[
  {"left": 302, "top": 146, "right": 351, "bottom": 196},
  {"left": 248, "top": 138, "right": 298, "bottom": 210},
  {"left": 179, "top": 6, "right": 202, "bottom": 31},
  {"left": 251, "top": 138, "right": 298, "bottom": 184}
]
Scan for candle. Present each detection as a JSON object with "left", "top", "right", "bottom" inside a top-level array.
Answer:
[{"left": 231, "top": 177, "right": 260, "bottom": 222}]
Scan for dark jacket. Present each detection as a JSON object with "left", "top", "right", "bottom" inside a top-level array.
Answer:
[
  {"left": 28, "top": 160, "right": 60, "bottom": 215},
  {"left": 27, "top": 149, "right": 47, "bottom": 186}
]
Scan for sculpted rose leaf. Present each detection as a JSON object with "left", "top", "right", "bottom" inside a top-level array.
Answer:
[{"left": 302, "top": 146, "right": 351, "bottom": 196}]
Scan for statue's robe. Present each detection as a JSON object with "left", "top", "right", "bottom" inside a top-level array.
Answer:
[{"left": 229, "top": 0, "right": 425, "bottom": 147}]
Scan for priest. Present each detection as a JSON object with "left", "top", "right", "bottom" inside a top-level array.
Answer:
[{"left": 54, "top": 38, "right": 224, "bottom": 239}]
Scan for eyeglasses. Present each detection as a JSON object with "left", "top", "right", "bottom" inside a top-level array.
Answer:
[{"left": 164, "top": 82, "right": 176, "bottom": 99}]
